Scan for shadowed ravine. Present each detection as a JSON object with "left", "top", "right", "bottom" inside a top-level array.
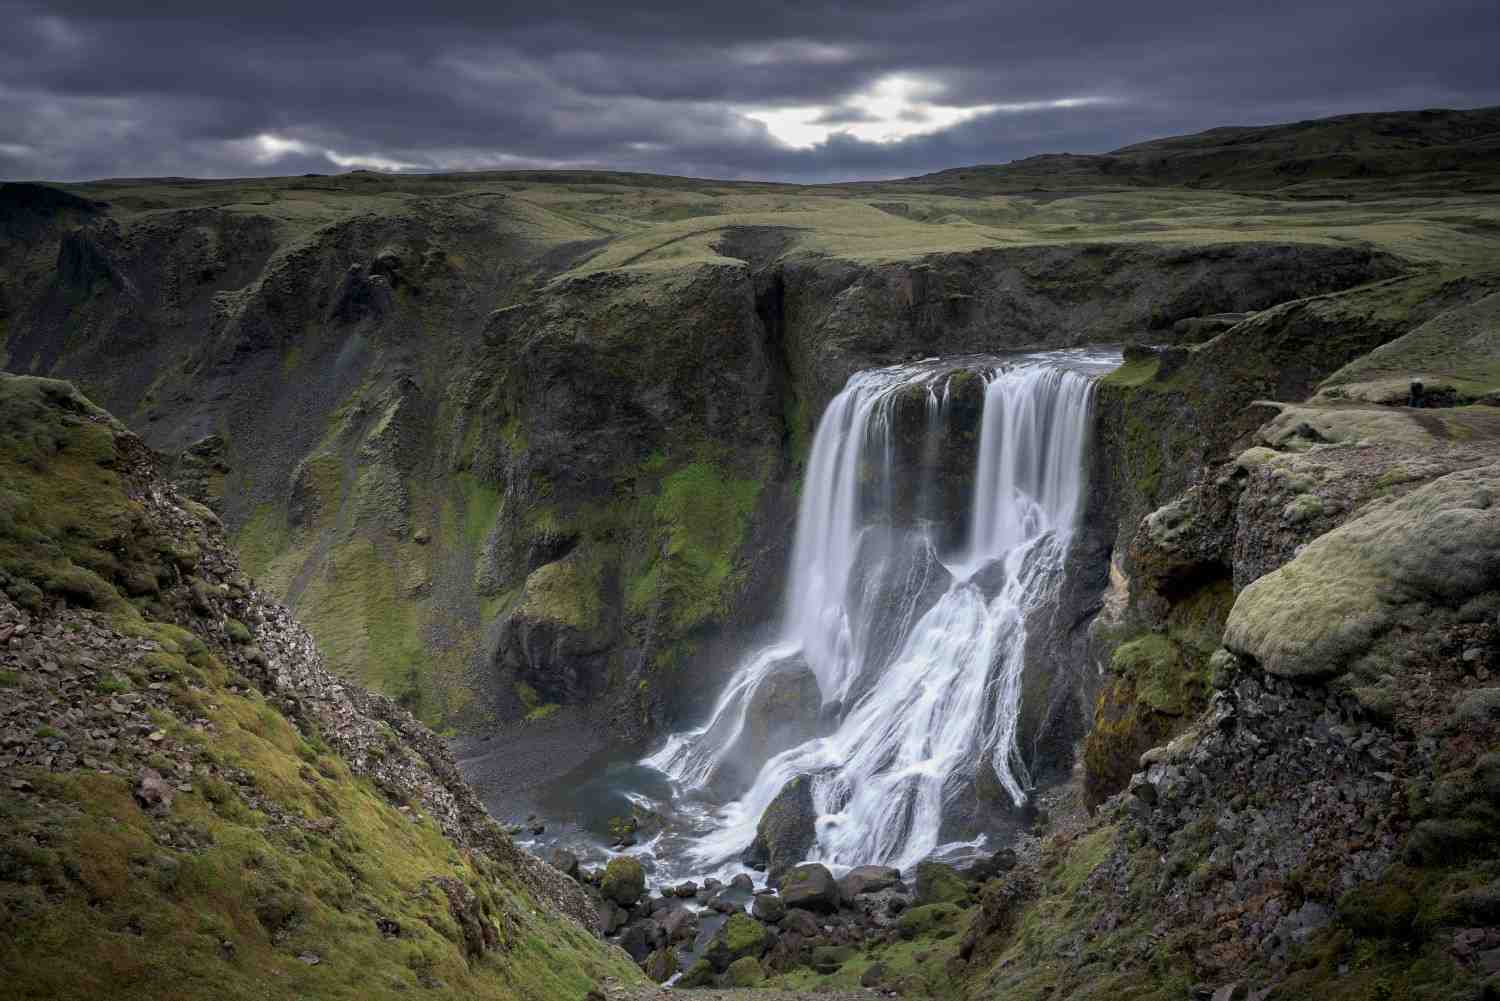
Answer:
[{"left": 634, "top": 349, "right": 1118, "bottom": 881}]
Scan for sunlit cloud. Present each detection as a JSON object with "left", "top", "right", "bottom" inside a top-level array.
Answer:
[
  {"left": 236, "top": 132, "right": 423, "bottom": 172},
  {"left": 743, "top": 74, "right": 1112, "bottom": 149},
  {"left": 730, "top": 40, "right": 858, "bottom": 67}
]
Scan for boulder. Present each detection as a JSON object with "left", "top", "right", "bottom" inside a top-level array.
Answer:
[
  {"left": 752, "top": 893, "right": 786, "bottom": 923},
  {"left": 839, "top": 864, "right": 901, "bottom": 899},
  {"left": 914, "top": 861, "right": 968, "bottom": 906},
  {"left": 677, "top": 959, "right": 716, "bottom": 988},
  {"left": 725, "top": 955, "right": 766, "bottom": 987},
  {"left": 618, "top": 918, "right": 662, "bottom": 963},
  {"left": 660, "top": 906, "right": 699, "bottom": 943},
  {"left": 672, "top": 880, "right": 698, "bottom": 898},
  {"left": 644, "top": 948, "right": 677, "bottom": 983},
  {"left": 1225, "top": 464, "right": 1500, "bottom": 679},
  {"left": 133, "top": 768, "right": 175, "bottom": 812},
  {"left": 780, "top": 906, "right": 821, "bottom": 938},
  {"left": 600, "top": 856, "right": 645, "bottom": 907},
  {"left": 780, "top": 863, "right": 839, "bottom": 913},
  {"left": 741, "top": 775, "right": 817, "bottom": 884},
  {"left": 703, "top": 912, "right": 773, "bottom": 972}
]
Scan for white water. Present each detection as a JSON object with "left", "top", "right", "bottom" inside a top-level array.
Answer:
[{"left": 644, "top": 350, "right": 1113, "bottom": 875}]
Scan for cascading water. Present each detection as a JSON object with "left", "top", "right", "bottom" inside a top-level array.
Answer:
[{"left": 644, "top": 349, "right": 1115, "bottom": 876}]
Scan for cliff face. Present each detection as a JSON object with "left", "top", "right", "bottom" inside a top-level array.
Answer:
[
  {"left": 940, "top": 272, "right": 1500, "bottom": 1000},
  {"left": 0, "top": 170, "right": 1406, "bottom": 765},
  {"left": 0, "top": 373, "right": 639, "bottom": 999}
]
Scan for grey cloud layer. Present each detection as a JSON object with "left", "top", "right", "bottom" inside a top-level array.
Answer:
[{"left": 3, "top": 1, "right": 1498, "bottom": 182}]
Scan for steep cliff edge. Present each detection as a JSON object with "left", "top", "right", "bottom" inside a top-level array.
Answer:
[{"left": 0, "top": 373, "right": 640, "bottom": 999}]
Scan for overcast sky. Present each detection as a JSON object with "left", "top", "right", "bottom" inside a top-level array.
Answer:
[{"left": 3, "top": 1, "right": 1497, "bottom": 184}]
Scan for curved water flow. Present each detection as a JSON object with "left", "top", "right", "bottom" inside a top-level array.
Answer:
[{"left": 644, "top": 349, "right": 1116, "bottom": 875}]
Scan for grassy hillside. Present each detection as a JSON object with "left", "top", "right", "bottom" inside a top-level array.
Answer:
[{"left": 0, "top": 373, "right": 639, "bottom": 1000}]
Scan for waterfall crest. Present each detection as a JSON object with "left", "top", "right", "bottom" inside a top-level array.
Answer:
[{"left": 644, "top": 350, "right": 1113, "bottom": 874}]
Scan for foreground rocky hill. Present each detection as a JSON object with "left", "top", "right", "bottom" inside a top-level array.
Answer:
[{"left": 0, "top": 373, "right": 639, "bottom": 998}]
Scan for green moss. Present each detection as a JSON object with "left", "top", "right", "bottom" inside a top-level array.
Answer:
[
  {"left": 725, "top": 955, "right": 766, "bottom": 986},
  {"left": 0, "top": 376, "right": 153, "bottom": 615},
  {"left": 625, "top": 460, "right": 761, "bottom": 631},
  {"left": 1055, "top": 826, "right": 1117, "bottom": 896},
  {"left": 1100, "top": 354, "right": 1162, "bottom": 387},
  {"left": 518, "top": 556, "right": 601, "bottom": 631},
  {"left": 1111, "top": 635, "right": 1190, "bottom": 715},
  {"left": 600, "top": 856, "right": 644, "bottom": 906}
]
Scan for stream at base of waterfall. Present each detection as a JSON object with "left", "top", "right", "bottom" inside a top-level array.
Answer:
[{"left": 499, "top": 348, "right": 1120, "bottom": 891}]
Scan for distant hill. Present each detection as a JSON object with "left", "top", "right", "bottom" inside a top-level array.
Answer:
[{"left": 904, "top": 106, "right": 1500, "bottom": 195}]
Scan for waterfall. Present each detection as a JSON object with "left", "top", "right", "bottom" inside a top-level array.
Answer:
[{"left": 644, "top": 350, "right": 1111, "bottom": 874}]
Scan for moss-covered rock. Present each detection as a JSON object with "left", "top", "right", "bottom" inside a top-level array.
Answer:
[
  {"left": 913, "top": 862, "right": 968, "bottom": 906},
  {"left": 600, "top": 856, "right": 646, "bottom": 907},
  {"left": 779, "top": 862, "right": 838, "bottom": 912},
  {"left": 704, "top": 912, "right": 773, "bottom": 971},
  {"left": 1225, "top": 464, "right": 1500, "bottom": 679},
  {"left": 742, "top": 775, "right": 818, "bottom": 885},
  {"left": 725, "top": 955, "right": 767, "bottom": 986}
]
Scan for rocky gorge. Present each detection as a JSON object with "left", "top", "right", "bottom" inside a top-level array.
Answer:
[{"left": 2, "top": 107, "right": 1500, "bottom": 999}]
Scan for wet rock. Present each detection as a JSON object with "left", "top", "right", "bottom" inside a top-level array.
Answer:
[
  {"left": 598, "top": 899, "right": 627, "bottom": 935},
  {"left": 780, "top": 907, "right": 820, "bottom": 937},
  {"left": 839, "top": 864, "right": 901, "bottom": 899},
  {"left": 959, "top": 848, "right": 1017, "bottom": 882},
  {"left": 741, "top": 774, "right": 817, "bottom": 884},
  {"left": 780, "top": 863, "right": 839, "bottom": 913},
  {"left": 672, "top": 880, "right": 698, "bottom": 898},
  {"left": 705, "top": 656, "right": 821, "bottom": 797}
]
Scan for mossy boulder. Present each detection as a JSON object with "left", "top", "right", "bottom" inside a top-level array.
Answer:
[
  {"left": 1225, "top": 464, "right": 1500, "bottom": 678},
  {"left": 914, "top": 861, "right": 967, "bottom": 906},
  {"left": 724, "top": 955, "right": 767, "bottom": 986},
  {"left": 600, "top": 855, "right": 646, "bottom": 907},
  {"left": 704, "top": 912, "right": 773, "bottom": 971},
  {"left": 898, "top": 902, "right": 961, "bottom": 939},
  {"left": 742, "top": 775, "right": 818, "bottom": 885},
  {"left": 779, "top": 862, "right": 838, "bottom": 912},
  {"left": 677, "top": 958, "right": 716, "bottom": 987}
]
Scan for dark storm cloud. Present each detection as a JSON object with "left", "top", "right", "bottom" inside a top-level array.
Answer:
[{"left": 1, "top": 0, "right": 1497, "bottom": 182}]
